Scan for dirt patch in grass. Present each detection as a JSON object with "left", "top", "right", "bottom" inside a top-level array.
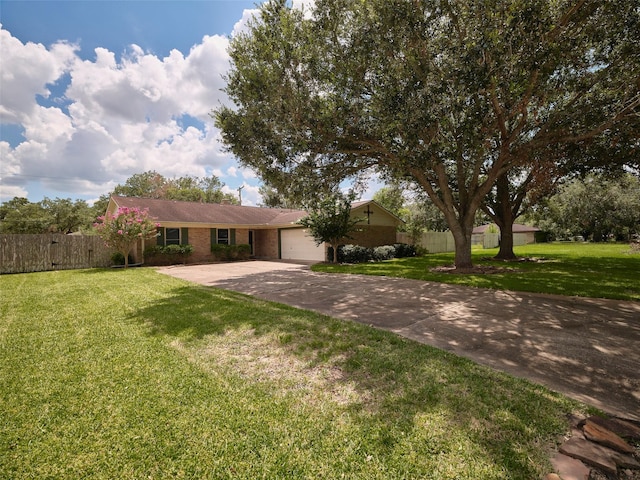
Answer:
[
  {"left": 171, "top": 329, "right": 370, "bottom": 407},
  {"left": 430, "top": 265, "right": 519, "bottom": 274},
  {"left": 481, "top": 256, "right": 551, "bottom": 263},
  {"left": 431, "top": 257, "right": 554, "bottom": 274}
]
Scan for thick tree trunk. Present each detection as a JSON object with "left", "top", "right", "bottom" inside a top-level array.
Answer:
[
  {"left": 493, "top": 174, "right": 518, "bottom": 260},
  {"left": 450, "top": 224, "right": 474, "bottom": 270},
  {"left": 411, "top": 163, "right": 503, "bottom": 271},
  {"left": 496, "top": 222, "right": 516, "bottom": 260}
]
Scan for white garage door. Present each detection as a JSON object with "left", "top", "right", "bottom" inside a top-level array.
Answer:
[{"left": 280, "top": 228, "right": 326, "bottom": 261}]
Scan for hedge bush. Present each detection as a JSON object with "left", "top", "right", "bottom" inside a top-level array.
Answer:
[
  {"left": 211, "top": 243, "right": 251, "bottom": 261},
  {"left": 144, "top": 244, "right": 194, "bottom": 266},
  {"left": 339, "top": 244, "right": 371, "bottom": 263},
  {"left": 327, "top": 243, "right": 417, "bottom": 264},
  {"left": 372, "top": 245, "right": 396, "bottom": 261},
  {"left": 393, "top": 243, "right": 417, "bottom": 258}
]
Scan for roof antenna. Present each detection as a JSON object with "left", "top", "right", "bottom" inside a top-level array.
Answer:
[{"left": 237, "top": 185, "right": 244, "bottom": 205}]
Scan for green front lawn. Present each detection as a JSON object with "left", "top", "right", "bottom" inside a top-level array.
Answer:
[
  {"left": 313, "top": 242, "right": 640, "bottom": 301},
  {"left": 1, "top": 268, "right": 589, "bottom": 479}
]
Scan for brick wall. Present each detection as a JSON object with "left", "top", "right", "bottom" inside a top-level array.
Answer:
[
  {"left": 345, "top": 226, "right": 398, "bottom": 248},
  {"left": 156, "top": 225, "right": 397, "bottom": 264},
  {"left": 254, "top": 229, "right": 279, "bottom": 259},
  {"left": 235, "top": 229, "right": 249, "bottom": 246},
  {"left": 186, "top": 228, "right": 212, "bottom": 263},
  {"left": 182, "top": 228, "right": 254, "bottom": 263}
]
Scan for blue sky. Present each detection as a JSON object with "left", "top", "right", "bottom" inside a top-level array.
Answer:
[{"left": 0, "top": 0, "right": 301, "bottom": 206}]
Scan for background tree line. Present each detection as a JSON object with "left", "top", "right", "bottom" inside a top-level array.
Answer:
[
  {"left": 2, "top": 168, "right": 638, "bottom": 243},
  {"left": 5, "top": 0, "right": 639, "bottom": 251},
  {"left": 372, "top": 173, "right": 640, "bottom": 244},
  {"left": 0, "top": 171, "right": 238, "bottom": 234},
  {"left": 528, "top": 173, "right": 640, "bottom": 242}
]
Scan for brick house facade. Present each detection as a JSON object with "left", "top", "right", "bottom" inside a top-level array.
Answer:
[{"left": 107, "top": 196, "right": 402, "bottom": 264}]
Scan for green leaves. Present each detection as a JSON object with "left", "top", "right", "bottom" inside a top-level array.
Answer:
[
  {"left": 0, "top": 197, "right": 93, "bottom": 234},
  {"left": 298, "top": 191, "right": 361, "bottom": 262},
  {"left": 112, "top": 170, "right": 237, "bottom": 204},
  {"left": 215, "top": 0, "right": 640, "bottom": 268},
  {"left": 93, "top": 207, "right": 159, "bottom": 267}
]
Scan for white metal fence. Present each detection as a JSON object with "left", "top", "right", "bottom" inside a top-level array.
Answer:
[{"left": 398, "top": 231, "right": 531, "bottom": 253}]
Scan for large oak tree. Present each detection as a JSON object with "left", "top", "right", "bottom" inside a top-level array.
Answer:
[{"left": 215, "top": 0, "right": 639, "bottom": 269}]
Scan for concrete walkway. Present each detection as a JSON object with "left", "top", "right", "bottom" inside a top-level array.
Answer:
[{"left": 156, "top": 261, "right": 640, "bottom": 421}]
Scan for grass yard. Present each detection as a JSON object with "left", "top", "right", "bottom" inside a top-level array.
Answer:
[
  {"left": 313, "top": 242, "right": 640, "bottom": 301},
  {"left": 0, "top": 268, "right": 590, "bottom": 479}
]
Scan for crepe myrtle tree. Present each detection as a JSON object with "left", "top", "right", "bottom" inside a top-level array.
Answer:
[
  {"left": 215, "top": 0, "right": 640, "bottom": 270},
  {"left": 94, "top": 207, "right": 160, "bottom": 268},
  {"left": 298, "top": 192, "right": 361, "bottom": 263}
]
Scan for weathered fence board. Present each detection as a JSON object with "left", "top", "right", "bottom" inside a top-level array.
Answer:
[{"left": 0, "top": 234, "right": 112, "bottom": 274}]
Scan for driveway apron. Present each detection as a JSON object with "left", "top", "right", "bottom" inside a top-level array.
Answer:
[{"left": 157, "top": 261, "right": 640, "bottom": 420}]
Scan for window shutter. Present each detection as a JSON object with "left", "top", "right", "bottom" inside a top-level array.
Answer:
[
  {"left": 210, "top": 228, "right": 217, "bottom": 247},
  {"left": 181, "top": 227, "right": 189, "bottom": 245},
  {"left": 230, "top": 228, "right": 236, "bottom": 245},
  {"left": 157, "top": 227, "right": 165, "bottom": 246}
]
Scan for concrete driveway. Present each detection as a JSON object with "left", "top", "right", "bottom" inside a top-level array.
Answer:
[{"left": 156, "top": 261, "right": 640, "bottom": 420}]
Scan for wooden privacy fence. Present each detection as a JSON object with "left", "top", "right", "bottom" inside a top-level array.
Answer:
[{"left": 0, "top": 234, "right": 112, "bottom": 274}]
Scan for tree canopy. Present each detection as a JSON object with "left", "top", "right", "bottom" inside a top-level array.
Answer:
[
  {"left": 0, "top": 197, "right": 93, "bottom": 234},
  {"left": 0, "top": 171, "right": 237, "bottom": 234},
  {"left": 112, "top": 171, "right": 238, "bottom": 205},
  {"left": 531, "top": 173, "right": 640, "bottom": 241},
  {"left": 215, "top": 0, "right": 640, "bottom": 269},
  {"left": 94, "top": 207, "right": 160, "bottom": 268}
]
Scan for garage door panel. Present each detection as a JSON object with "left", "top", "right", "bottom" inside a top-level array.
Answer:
[{"left": 281, "top": 229, "right": 325, "bottom": 261}]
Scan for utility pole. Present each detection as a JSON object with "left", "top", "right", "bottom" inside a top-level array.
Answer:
[{"left": 237, "top": 185, "right": 244, "bottom": 205}]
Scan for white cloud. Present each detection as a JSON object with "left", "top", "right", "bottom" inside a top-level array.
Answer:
[
  {"left": 231, "top": 8, "right": 261, "bottom": 38},
  {"left": 0, "top": 22, "right": 247, "bottom": 202},
  {"left": 22, "top": 105, "right": 75, "bottom": 144},
  {"left": 241, "top": 168, "right": 259, "bottom": 180},
  {"left": 207, "top": 166, "right": 223, "bottom": 177},
  {"left": 292, "top": 0, "right": 316, "bottom": 18},
  {"left": 0, "top": 141, "right": 27, "bottom": 201},
  {"left": 0, "top": 184, "right": 28, "bottom": 200},
  {"left": 0, "top": 26, "right": 77, "bottom": 124},
  {"left": 359, "top": 173, "right": 385, "bottom": 201},
  {"left": 231, "top": 0, "right": 315, "bottom": 38},
  {"left": 221, "top": 181, "right": 261, "bottom": 207},
  {"left": 240, "top": 182, "right": 261, "bottom": 206}
]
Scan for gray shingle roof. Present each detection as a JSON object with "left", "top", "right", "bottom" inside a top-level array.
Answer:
[{"left": 111, "top": 196, "right": 307, "bottom": 227}]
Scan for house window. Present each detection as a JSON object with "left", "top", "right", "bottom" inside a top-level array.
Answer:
[
  {"left": 165, "top": 228, "right": 181, "bottom": 245},
  {"left": 217, "top": 228, "right": 229, "bottom": 244}
]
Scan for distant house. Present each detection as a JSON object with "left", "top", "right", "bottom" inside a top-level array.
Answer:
[
  {"left": 106, "top": 196, "right": 402, "bottom": 264},
  {"left": 472, "top": 223, "right": 541, "bottom": 247}
]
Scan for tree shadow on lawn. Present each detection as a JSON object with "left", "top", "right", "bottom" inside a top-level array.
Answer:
[{"left": 130, "top": 283, "right": 584, "bottom": 477}]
